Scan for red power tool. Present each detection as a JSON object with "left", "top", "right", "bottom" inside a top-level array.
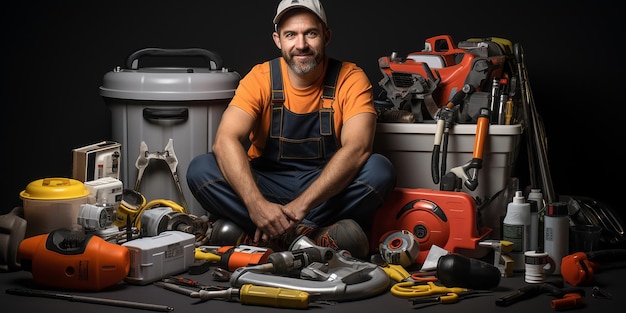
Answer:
[
  {"left": 18, "top": 228, "right": 130, "bottom": 291},
  {"left": 369, "top": 188, "right": 492, "bottom": 265},
  {"left": 195, "top": 245, "right": 273, "bottom": 272},
  {"left": 377, "top": 35, "right": 509, "bottom": 121}
]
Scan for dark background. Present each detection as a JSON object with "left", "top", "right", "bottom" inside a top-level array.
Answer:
[{"left": 3, "top": 1, "right": 623, "bottom": 222}]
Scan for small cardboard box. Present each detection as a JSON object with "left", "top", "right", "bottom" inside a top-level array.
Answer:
[{"left": 72, "top": 141, "right": 121, "bottom": 182}]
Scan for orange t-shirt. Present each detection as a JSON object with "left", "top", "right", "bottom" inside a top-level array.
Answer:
[{"left": 230, "top": 57, "right": 376, "bottom": 160}]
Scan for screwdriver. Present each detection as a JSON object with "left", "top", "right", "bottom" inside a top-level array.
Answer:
[
  {"left": 155, "top": 281, "right": 313, "bottom": 309},
  {"left": 194, "top": 247, "right": 221, "bottom": 262},
  {"left": 162, "top": 276, "right": 225, "bottom": 291},
  {"left": 195, "top": 284, "right": 313, "bottom": 309}
]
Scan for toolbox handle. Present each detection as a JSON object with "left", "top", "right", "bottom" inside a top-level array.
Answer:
[
  {"left": 143, "top": 108, "right": 189, "bottom": 122},
  {"left": 126, "top": 48, "right": 223, "bottom": 70}
]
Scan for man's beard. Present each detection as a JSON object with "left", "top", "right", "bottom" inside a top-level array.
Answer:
[{"left": 284, "top": 49, "right": 323, "bottom": 75}]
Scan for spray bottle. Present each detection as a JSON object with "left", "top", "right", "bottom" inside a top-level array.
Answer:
[
  {"left": 543, "top": 201, "right": 570, "bottom": 275},
  {"left": 502, "top": 190, "right": 531, "bottom": 272}
]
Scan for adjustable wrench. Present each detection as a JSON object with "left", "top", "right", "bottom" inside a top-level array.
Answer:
[{"left": 449, "top": 107, "right": 490, "bottom": 191}]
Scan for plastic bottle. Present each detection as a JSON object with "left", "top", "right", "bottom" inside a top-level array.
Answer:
[
  {"left": 527, "top": 189, "right": 545, "bottom": 210},
  {"left": 527, "top": 199, "right": 539, "bottom": 252},
  {"left": 527, "top": 189, "right": 545, "bottom": 252},
  {"left": 543, "top": 201, "right": 570, "bottom": 275},
  {"left": 502, "top": 190, "right": 531, "bottom": 272}
]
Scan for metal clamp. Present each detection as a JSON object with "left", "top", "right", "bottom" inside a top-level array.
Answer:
[{"left": 134, "top": 139, "right": 188, "bottom": 213}]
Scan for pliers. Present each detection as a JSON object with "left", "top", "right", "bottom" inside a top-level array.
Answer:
[{"left": 134, "top": 138, "right": 189, "bottom": 213}]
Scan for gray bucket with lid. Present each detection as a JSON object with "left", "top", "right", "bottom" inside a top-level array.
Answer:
[{"left": 100, "top": 48, "right": 241, "bottom": 216}]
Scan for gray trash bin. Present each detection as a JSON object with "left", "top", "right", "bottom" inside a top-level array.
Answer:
[{"left": 99, "top": 48, "right": 241, "bottom": 216}]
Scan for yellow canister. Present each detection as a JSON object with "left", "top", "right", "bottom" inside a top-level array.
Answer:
[{"left": 20, "top": 177, "right": 91, "bottom": 237}]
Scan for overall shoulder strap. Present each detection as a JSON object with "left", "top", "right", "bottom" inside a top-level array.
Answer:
[
  {"left": 271, "top": 57, "right": 342, "bottom": 102},
  {"left": 270, "top": 57, "right": 284, "bottom": 104},
  {"left": 322, "top": 58, "right": 342, "bottom": 100}
]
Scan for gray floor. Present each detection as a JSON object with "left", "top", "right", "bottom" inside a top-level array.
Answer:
[{"left": 2, "top": 260, "right": 622, "bottom": 313}]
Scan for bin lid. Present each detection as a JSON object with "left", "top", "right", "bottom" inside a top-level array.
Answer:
[
  {"left": 20, "top": 178, "right": 90, "bottom": 200},
  {"left": 99, "top": 48, "right": 241, "bottom": 101},
  {"left": 99, "top": 67, "right": 241, "bottom": 101}
]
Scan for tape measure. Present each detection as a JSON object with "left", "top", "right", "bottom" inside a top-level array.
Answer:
[{"left": 379, "top": 230, "right": 420, "bottom": 267}]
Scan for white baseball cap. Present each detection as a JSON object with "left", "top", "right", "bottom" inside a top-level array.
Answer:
[{"left": 273, "top": 0, "right": 327, "bottom": 27}]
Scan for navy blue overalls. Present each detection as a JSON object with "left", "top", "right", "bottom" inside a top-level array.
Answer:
[
  {"left": 250, "top": 57, "right": 342, "bottom": 171},
  {"left": 186, "top": 57, "right": 396, "bottom": 235}
]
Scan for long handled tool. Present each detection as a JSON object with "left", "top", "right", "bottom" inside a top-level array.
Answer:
[
  {"left": 514, "top": 43, "right": 555, "bottom": 203},
  {"left": 154, "top": 281, "right": 314, "bottom": 309},
  {"left": 431, "top": 84, "right": 473, "bottom": 187},
  {"left": 6, "top": 288, "right": 173, "bottom": 312},
  {"left": 450, "top": 107, "right": 490, "bottom": 191}
]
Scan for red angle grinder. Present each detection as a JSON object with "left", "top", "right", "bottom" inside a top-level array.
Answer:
[{"left": 369, "top": 188, "right": 492, "bottom": 265}]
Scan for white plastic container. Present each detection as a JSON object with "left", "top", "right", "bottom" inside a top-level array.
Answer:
[
  {"left": 20, "top": 177, "right": 91, "bottom": 237},
  {"left": 374, "top": 122, "right": 521, "bottom": 193},
  {"left": 502, "top": 190, "right": 531, "bottom": 272},
  {"left": 122, "top": 230, "right": 196, "bottom": 285},
  {"left": 544, "top": 201, "right": 569, "bottom": 275}
]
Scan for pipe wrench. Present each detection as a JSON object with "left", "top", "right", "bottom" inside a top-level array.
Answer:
[{"left": 134, "top": 139, "right": 189, "bottom": 213}]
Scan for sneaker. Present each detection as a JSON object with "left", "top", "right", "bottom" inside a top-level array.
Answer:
[
  {"left": 309, "top": 219, "right": 370, "bottom": 260},
  {"left": 269, "top": 224, "right": 316, "bottom": 252}
]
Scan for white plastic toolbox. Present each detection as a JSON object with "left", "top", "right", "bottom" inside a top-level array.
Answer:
[{"left": 373, "top": 122, "right": 523, "bottom": 232}]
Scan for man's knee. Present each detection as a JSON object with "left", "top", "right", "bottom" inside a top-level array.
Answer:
[
  {"left": 186, "top": 152, "right": 220, "bottom": 187},
  {"left": 364, "top": 153, "right": 396, "bottom": 190}
]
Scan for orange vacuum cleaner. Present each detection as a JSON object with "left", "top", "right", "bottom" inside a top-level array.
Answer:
[{"left": 19, "top": 228, "right": 130, "bottom": 291}]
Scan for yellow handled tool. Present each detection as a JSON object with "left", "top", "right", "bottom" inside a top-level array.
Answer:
[
  {"left": 156, "top": 281, "right": 312, "bottom": 309},
  {"left": 194, "top": 247, "right": 221, "bottom": 262},
  {"left": 190, "top": 284, "right": 312, "bottom": 309},
  {"left": 237, "top": 284, "right": 312, "bottom": 309},
  {"left": 379, "top": 263, "right": 412, "bottom": 282}
]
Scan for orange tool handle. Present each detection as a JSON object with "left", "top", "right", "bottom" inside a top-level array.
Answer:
[
  {"left": 472, "top": 108, "right": 490, "bottom": 159},
  {"left": 551, "top": 293, "right": 584, "bottom": 310}
]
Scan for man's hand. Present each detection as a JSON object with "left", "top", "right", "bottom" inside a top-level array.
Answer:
[{"left": 249, "top": 199, "right": 298, "bottom": 242}]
